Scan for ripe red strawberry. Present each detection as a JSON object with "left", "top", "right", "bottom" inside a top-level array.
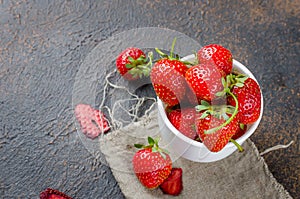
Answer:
[
  {"left": 196, "top": 113, "right": 240, "bottom": 152},
  {"left": 150, "top": 58, "right": 189, "bottom": 106},
  {"left": 197, "top": 44, "right": 233, "bottom": 76},
  {"left": 40, "top": 188, "right": 73, "bottom": 199},
  {"left": 132, "top": 137, "right": 172, "bottom": 189},
  {"left": 167, "top": 108, "right": 198, "bottom": 140},
  {"left": 74, "top": 104, "right": 110, "bottom": 139},
  {"left": 159, "top": 168, "right": 183, "bottom": 196},
  {"left": 228, "top": 77, "right": 261, "bottom": 124},
  {"left": 116, "top": 47, "right": 151, "bottom": 80},
  {"left": 185, "top": 64, "right": 224, "bottom": 102}
]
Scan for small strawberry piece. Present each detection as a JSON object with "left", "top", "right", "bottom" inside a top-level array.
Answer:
[
  {"left": 228, "top": 77, "right": 261, "bottom": 124},
  {"left": 196, "top": 113, "right": 239, "bottom": 152},
  {"left": 132, "top": 137, "right": 172, "bottom": 189},
  {"left": 159, "top": 168, "right": 183, "bottom": 196},
  {"left": 151, "top": 59, "right": 189, "bottom": 106},
  {"left": 74, "top": 104, "right": 110, "bottom": 139},
  {"left": 167, "top": 108, "right": 198, "bottom": 140},
  {"left": 185, "top": 64, "right": 224, "bottom": 102},
  {"left": 40, "top": 188, "right": 73, "bottom": 199},
  {"left": 116, "top": 47, "right": 150, "bottom": 80},
  {"left": 197, "top": 44, "right": 233, "bottom": 76}
]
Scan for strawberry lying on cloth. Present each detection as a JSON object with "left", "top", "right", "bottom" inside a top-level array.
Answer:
[{"left": 132, "top": 137, "right": 183, "bottom": 196}]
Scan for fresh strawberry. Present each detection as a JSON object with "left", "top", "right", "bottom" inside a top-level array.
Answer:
[
  {"left": 159, "top": 168, "right": 183, "bottom": 196},
  {"left": 196, "top": 113, "right": 240, "bottom": 152},
  {"left": 232, "top": 123, "right": 247, "bottom": 140},
  {"left": 116, "top": 47, "right": 152, "bottom": 80},
  {"left": 197, "top": 44, "right": 233, "bottom": 76},
  {"left": 227, "top": 77, "right": 261, "bottom": 124},
  {"left": 167, "top": 108, "right": 198, "bottom": 140},
  {"left": 185, "top": 63, "right": 224, "bottom": 102},
  {"left": 150, "top": 58, "right": 189, "bottom": 106},
  {"left": 40, "top": 188, "right": 73, "bottom": 199},
  {"left": 132, "top": 137, "right": 172, "bottom": 189},
  {"left": 74, "top": 104, "right": 110, "bottom": 139}
]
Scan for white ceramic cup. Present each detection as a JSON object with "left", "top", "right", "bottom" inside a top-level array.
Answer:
[{"left": 157, "top": 55, "right": 264, "bottom": 162}]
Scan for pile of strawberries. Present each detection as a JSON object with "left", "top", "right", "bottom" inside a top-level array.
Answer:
[{"left": 116, "top": 41, "right": 262, "bottom": 196}]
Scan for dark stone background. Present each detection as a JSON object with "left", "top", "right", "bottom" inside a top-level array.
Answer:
[{"left": 0, "top": 0, "right": 299, "bottom": 198}]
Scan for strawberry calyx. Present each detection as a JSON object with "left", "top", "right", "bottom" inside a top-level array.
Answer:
[
  {"left": 205, "top": 90, "right": 239, "bottom": 133},
  {"left": 134, "top": 136, "right": 169, "bottom": 159},
  {"left": 126, "top": 51, "right": 153, "bottom": 79},
  {"left": 196, "top": 100, "right": 235, "bottom": 120},
  {"left": 155, "top": 38, "right": 179, "bottom": 61},
  {"left": 195, "top": 89, "right": 243, "bottom": 152},
  {"left": 154, "top": 38, "right": 193, "bottom": 66}
]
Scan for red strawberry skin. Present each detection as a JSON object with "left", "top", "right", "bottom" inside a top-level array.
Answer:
[
  {"left": 150, "top": 59, "right": 189, "bottom": 106},
  {"left": 74, "top": 104, "right": 110, "bottom": 139},
  {"left": 40, "top": 188, "right": 73, "bottom": 199},
  {"left": 132, "top": 148, "right": 172, "bottom": 189},
  {"left": 159, "top": 168, "right": 183, "bottom": 196},
  {"left": 167, "top": 108, "right": 198, "bottom": 140},
  {"left": 228, "top": 77, "right": 261, "bottom": 124},
  {"left": 196, "top": 114, "right": 239, "bottom": 152},
  {"left": 197, "top": 44, "right": 233, "bottom": 76},
  {"left": 185, "top": 64, "right": 224, "bottom": 102},
  {"left": 116, "top": 47, "right": 146, "bottom": 80},
  {"left": 232, "top": 124, "right": 247, "bottom": 140}
]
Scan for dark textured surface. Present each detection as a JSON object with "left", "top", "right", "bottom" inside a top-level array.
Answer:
[{"left": 0, "top": 0, "right": 299, "bottom": 198}]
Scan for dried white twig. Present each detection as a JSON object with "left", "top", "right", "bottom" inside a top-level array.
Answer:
[{"left": 260, "top": 141, "right": 294, "bottom": 156}]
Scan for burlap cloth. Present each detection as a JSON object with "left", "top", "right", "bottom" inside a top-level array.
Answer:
[{"left": 99, "top": 110, "right": 292, "bottom": 199}]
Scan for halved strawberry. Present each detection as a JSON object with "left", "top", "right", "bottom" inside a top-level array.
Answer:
[
  {"left": 167, "top": 108, "right": 198, "bottom": 140},
  {"left": 40, "top": 188, "right": 72, "bottom": 199},
  {"left": 159, "top": 168, "right": 183, "bottom": 196},
  {"left": 74, "top": 104, "right": 110, "bottom": 139}
]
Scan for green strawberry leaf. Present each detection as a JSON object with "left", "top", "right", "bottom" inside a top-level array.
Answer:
[
  {"left": 216, "top": 91, "right": 225, "bottom": 97},
  {"left": 201, "top": 100, "right": 210, "bottom": 106},
  {"left": 134, "top": 144, "right": 144, "bottom": 149},
  {"left": 126, "top": 63, "right": 133, "bottom": 69},
  {"left": 148, "top": 136, "right": 155, "bottom": 146},
  {"left": 128, "top": 56, "right": 135, "bottom": 63},
  {"left": 235, "top": 82, "right": 244, "bottom": 87},
  {"left": 200, "top": 111, "right": 209, "bottom": 119},
  {"left": 195, "top": 105, "right": 209, "bottom": 112}
]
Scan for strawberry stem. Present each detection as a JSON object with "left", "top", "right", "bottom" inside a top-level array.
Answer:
[
  {"left": 170, "top": 37, "right": 176, "bottom": 58},
  {"left": 230, "top": 139, "right": 244, "bottom": 152},
  {"left": 154, "top": 37, "right": 184, "bottom": 62}
]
